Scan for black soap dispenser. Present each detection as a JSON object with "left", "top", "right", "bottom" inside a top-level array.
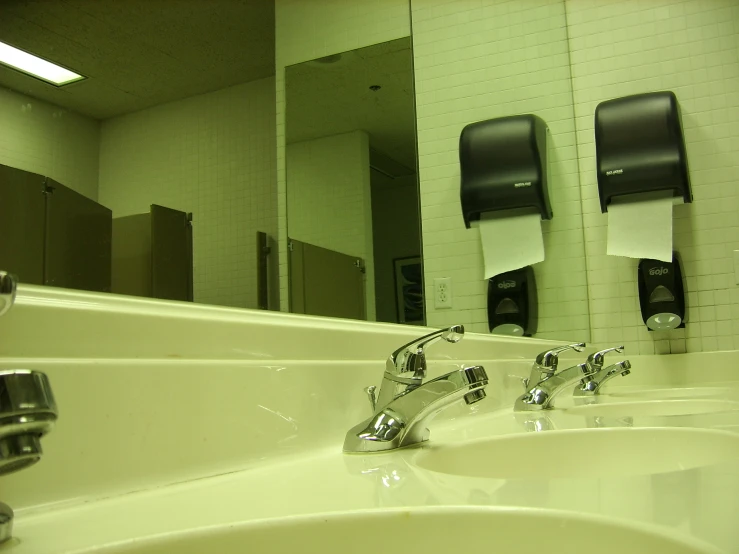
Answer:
[
  {"left": 488, "top": 267, "right": 537, "bottom": 336},
  {"left": 638, "top": 253, "right": 686, "bottom": 331}
]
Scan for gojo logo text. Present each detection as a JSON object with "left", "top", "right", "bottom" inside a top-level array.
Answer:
[
  {"left": 497, "top": 280, "right": 516, "bottom": 289},
  {"left": 649, "top": 267, "right": 669, "bottom": 276}
]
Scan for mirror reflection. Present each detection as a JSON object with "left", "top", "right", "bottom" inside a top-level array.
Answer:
[
  {"left": 406, "top": 0, "right": 590, "bottom": 342},
  {"left": 0, "top": 0, "right": 279, "bottom": 309},
  {"left": 285, "top": 38, "right": 423, "bottom": 324},
  {"left": 0, "top": 0, "right": 590, "bottom": 343}
]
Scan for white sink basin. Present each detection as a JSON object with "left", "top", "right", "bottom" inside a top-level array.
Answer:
[
  {"left": 608, "top": 386, "right": 729, "bottom": 400},
  {"left": 83, "top": 507, "right": 719, "bottom": 554},
  {"left": 564, "top": 399, "right": 739, "bottom": 418},
  {"left": 414, "top": 427, "right": 739, "bottom": 479}
]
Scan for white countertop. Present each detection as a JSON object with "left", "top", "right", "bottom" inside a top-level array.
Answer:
[{"left": 12, "top": 383, "right": 739, "bottom": 554}]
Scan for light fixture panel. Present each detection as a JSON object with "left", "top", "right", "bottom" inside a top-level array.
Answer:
[{"left": 0, "top": 41, "right": 85, "bottom": 86}]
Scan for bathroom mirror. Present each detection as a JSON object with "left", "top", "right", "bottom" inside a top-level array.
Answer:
[
  {"left": 285, "top": 38, "right": 423, "bottom": 324},
  {"left": 0, "top": 0, "right": 279, "bottom": 310},
  {"left": 0, "top": 0, "right": 590, "bottom": 343},
  {"left": 407, "top": 0, "right": 590, "bottom": 342},
  {"left": 283, "top": 1, "right": 590, "bottom": 342}
]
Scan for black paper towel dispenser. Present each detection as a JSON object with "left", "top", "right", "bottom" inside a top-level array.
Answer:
[
  {"left": 460, "top": 114, "right": 552, "bottom": 228},
  {"left": 595, "top": 91, "right": 692, "bottom": 213}
]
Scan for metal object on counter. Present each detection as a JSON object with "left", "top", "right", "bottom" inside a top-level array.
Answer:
[
  {"left": 345, "top": 365, "right": 488, "bottom": 453},
  {"left": 0, "top": 272, "right": 58, "bottom": 544},
  {"left": 345, "top": 325, "right": 488, "bottom": 453},
  {"left": 576, "top": 360, "right": 632, "bottom": 396},
  {"left": 522, "top": 342, "right": 585, "bottom": 390},
  {"left": 374, "top": 325, "right": 465, "bottom": 412},
  {"left": 516, "top": 343, "right": 593, "bottom": 411},
  {"left": 0, "top": 272, "right": 17, "bottom": 318}
]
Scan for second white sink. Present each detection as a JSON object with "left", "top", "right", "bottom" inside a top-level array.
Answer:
[
  {"left": 81, "top": 506, "right": 719, "bottom": 554},
  {"left": 608, "top": 386, "right": 730, "bottom": 400},
  {"left": 564, "top": 399, "right": 739, "bottom": 418},
  {"left": 414, "top": 427, "right": 739, "bottom": 479}
]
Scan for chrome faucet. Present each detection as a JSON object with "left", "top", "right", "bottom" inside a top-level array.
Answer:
[
  {"left": 371, "top": 324, "right": 465, "bottom": 412},
  {"left": 0, "top": 273, "right": 59, "bottom": 544},
  {"left": 575, "top": 345, "right": 632, "bottom": 396},
  {"left": 344, "top": 325, "right": 488, "bottom": 453},
  {"left": 521, "top": 342, "right": 586, "bottom": 390},
  {"left": 515, "top": 342, "right": 593, "bottom": 411}
]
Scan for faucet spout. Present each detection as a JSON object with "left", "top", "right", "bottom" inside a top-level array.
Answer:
[
  {"left": 515, "top": 363, "right": 593, "bottom": 411},
  {"left": 344, "top": 365, "right": 488, "bottom": 453}
]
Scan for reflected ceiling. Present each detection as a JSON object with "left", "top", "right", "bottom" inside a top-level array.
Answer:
[
  {"left": 286, "top": 38, "right": 416, "bottom": 170},
  {"left": 0, "top": 0, "right": 275, "bottom": 119}
]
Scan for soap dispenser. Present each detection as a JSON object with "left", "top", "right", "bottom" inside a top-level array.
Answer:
[
  {"left": 638, "top": 253, "right": 686, "bottom": 331},
  {"left": 488, "top": 266, "right": 537, "bottom": 336}
]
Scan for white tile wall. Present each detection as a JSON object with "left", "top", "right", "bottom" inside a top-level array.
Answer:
[
  {"left": 98, "top": 78, "right": 277, "bottom": 309},
  {"left": 567, "top": 0, "right": 739, "bottom": 354},
  {"left": 0, "top": 87, "right": 100, "bottom": 200},
  {"left": 275, "top": 0, "right": 411, "bottom": 311},
  {"left": 410, "top": 0, "right": 590, "bottom": 338},
  {"left": 286, "top": 131, "right": 376, "bottom": 319}
]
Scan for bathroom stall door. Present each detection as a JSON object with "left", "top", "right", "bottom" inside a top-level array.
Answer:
[
  {"left": 0, "top": 164, "right": 46, "bottom": 284},
  {"left": 289, "top": 239, "right": 365, "bottom": 320},
  {"left": 44, "top": 178, "right": 112, "bottom": 292},
  {"left": 111, "top": 214, "right": 152, "bottom": 297},
  {"left": 151, "top": 204, "right": 193, "bottom": 302}
]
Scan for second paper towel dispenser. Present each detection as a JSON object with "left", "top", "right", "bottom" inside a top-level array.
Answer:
[
  {"left": 460, "top": 114, "right": 552, "bottom": 228},
  {"left": 595, "top": 91, "right": 692, "bottom": 213}
]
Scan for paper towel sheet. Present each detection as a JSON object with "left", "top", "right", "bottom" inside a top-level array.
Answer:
[
  {"left": 478, "top": 212, "right": 544, "bottom": 279},
  {"left": 607, "top": 192, "right": 673, "bottom": 262}
]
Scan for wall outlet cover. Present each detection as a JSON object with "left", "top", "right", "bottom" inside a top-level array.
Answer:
[{"left": 434, "top": 277, "right": 452, "bottom": 309}]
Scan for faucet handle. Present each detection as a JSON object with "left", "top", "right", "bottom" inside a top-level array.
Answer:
[
  {"left": 587, "top": 346, "right": 624, "bottom": 370},
  {"left": 534, "top": 342, "right": 586, "bottom": 372},
  {"left": 387, "top": 325, "right": 464, "bottom": 380},
  {"left": 0, "top": 272, "right": 18, "bottom": 318}
]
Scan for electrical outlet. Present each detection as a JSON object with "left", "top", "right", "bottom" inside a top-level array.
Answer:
[{"left": 434, "top": 277, "right": 452, "bottom": 309}]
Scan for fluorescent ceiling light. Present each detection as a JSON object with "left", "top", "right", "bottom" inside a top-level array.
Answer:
[{"left": 0, "top": 41, "right": 85, "bottom": 86}]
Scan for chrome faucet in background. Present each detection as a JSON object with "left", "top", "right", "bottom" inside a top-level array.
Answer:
[
  {"left": 521, "top": 342, "right": 585, "bottom": 389},
  {"left": 370, "top": 324, "right": 465, "bottom": 412},
  {"left": 515, "top": 343, "right": 593, "bottom": 411},
  {"left": 575, "top": 345, "right": 632, "bottom": 396},
  {"left": 0, "top": 273, "right": 59, "bottom": 544},
  {"left": 344, "top": 325, "right": 488, "bottom": 453}
]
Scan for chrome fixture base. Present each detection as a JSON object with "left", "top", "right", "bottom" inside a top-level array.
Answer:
[
  {"left": 516, "top": 362, "right": 594, "bottom": 411},
  {"left": 517, "top": 343, "right": 589, "bottom": 411},
  {"left": 344, "top": 365, "right": 488, "bottom": 453},
  {"left": 0, "top": 272, "right": 17, "bottom": 318},
  {"left": 346, "top": 325, "right": 488, "bottom": 453},
  {"left": 0, "top": 503, "right": 12, "bottom": 545},
  {"left": 574, "top": 345, "right": 632, "bottom": 396},
  {"left": 575, "top": 360, "right": 632, "bottom": 396},
  {"left": 374, "top": 325, "right": 465, "bottom": 412},
  {"left": 0, "top": 365, "right": 58, "bottom": 544},
  {"left": 522, "top": 342, "right": 585, "bottom": 390}
]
